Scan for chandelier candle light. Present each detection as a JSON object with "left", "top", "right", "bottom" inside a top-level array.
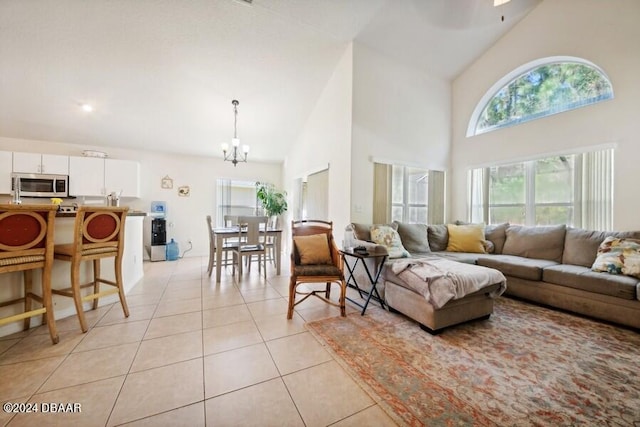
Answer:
[{"left": 221, "top": 99, "right": 249, "bottom": 166}]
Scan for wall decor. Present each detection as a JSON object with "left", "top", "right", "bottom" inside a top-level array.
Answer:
[
  {"left": 178, "top": 185, "right": 190, "bottom": 197},
  {"left": 161, "top": 175, "right": 173, "bottom": 189}
]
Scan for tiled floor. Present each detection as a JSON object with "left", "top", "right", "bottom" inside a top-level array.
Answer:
[{"left": 0, "top": 256, "right": 398, "bottom": 427}]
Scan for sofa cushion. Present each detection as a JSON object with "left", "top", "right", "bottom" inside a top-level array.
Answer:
[
  {"left": 432, "top": 251, "right": 486, "bottom": 265},
  {"left": 591, "top": 237, "right": 640, "bottom": 279},
  {"left": 293, "top": 234, "right": 332, "bottom": 265},
  {"left": 563, "top": 228, "right": 640, "bottom": 267},
  {"left": 477, "top": 254, "right": 558, "bottom": 281},
  {"left": 543, "top": 264, "right": 638, "bottom": 300},
  {"left": 394, "top": 222, "right": 431, "bottom": 254},
  {"left": 485, "top": 223, "right": 509, "bottom": 254},
  {"left": 370, "top": 225, "right": 410, "bottom": 259},
  {"left": 350, "top": 222, "right": 397, "bottom": 242},
  {"left": 446, "top": 224, "right": 486, "bottom": 253},
  {"left": 502, "top": 224, "right": 566, "bottom": 263},
  {"left": 427, "top": 224, "right": 448, "bottom": 252}
]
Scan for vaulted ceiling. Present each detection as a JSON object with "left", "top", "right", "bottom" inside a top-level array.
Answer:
[{"left": 0, "top": 0, "right": 541, "bottom": 162}]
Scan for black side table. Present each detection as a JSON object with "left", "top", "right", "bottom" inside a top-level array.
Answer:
[{"left": 340, "top": 247, "right": 388, "bottom": 315}]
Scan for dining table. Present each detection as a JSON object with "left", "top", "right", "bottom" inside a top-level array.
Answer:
[{"left": 211, "top": 225, "right": 283, "bottom": 283}]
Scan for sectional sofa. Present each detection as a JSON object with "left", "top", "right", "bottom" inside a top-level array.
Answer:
[{"left": 345, "top": 222, "right": 640, "bottom": 331}]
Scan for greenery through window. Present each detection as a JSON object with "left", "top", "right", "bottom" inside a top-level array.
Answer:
[
  {"left": 391, "top": 165, "right": 428, "bottom": 223},
  {"left": 473, "top": 60, "right": 613, "bottom": 135}
]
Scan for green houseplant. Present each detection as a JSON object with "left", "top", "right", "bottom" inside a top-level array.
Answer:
[{"left": 256, "top": 183, "right": 288, "bottom": 217}]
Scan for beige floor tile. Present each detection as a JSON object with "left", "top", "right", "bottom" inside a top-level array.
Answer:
[
  {"left": 204, "top": 343, "right": 279, "bottom": 398},
  {"left": 96, "top": 303, "right": 157, "bottom": 327},
  {"left": 126, "top": 279, "right": 168, "bottom": 296},
  {"left": 40, "top": 342, "right": 137, "bottom": 392},
  {"left": 0, "top": 356, "right": 64, "bottom": 401},
  {"left": 332, "top": 405, "right": 399, "bottom": 427},
  {"left": 246, "top": 298, "right": 289, "bottom": 319},
  {"left": 266, "top": 332, "right": 332, "bottom": 375},
  {"left": 240, "top": 286, "right": 283, "bottom": 303},
  {"left": 205, "top": 378, "right": 304, "bottom": 426},
  {"left": 130, "top": 330, "right": 202, "bottom": 372},
  {"left": 0, "top": 330, "right": 85, "bottom": 365},
  {"left": 201, "top": 293, "right": 245, "bottom": 310},
  {"left": 107, "top": 359, "right": 204, "bottom": 426},
  {"left": 0, "top": 395, "right": 28, "bottom": 426},
  {"left": 202, "top": 305, "right": 252, "bottom": 329},
  {"left": 295, "top": 304, "right": 347, "bottom": 322},
  {"left": 73, "top": 320, "right": 148, "bottom": 353},
  {"left": 284, "top": 360, "right": 375, "bottom": 427},
  {"left": 165, "top": 278, "right": 202, "bottom": 290},
  {"left": 30, "top": 305, "right": 113, "bottom": 336},
  {"left": 153, "top": 297, "right": 201, "bottom": 318},
  {"left": 202, "top": 320, "right": 262, "bottom": 355},
  {"left": 0, "top": 338, "right": 20, "bottom": 355},
  {"left": 125, "top": 292, "right": 163, "bottom": 308},
  {"left": 9, "top": 376, "right": 126, "bottom": 427},
  {"left": 120, "top": 402, "right": 205, "bottom": 427},
  {"left": 201, "top": 281, "right": 239, "bottom": 297},
  {"left": 144, "top": 311, "right": 202, "bottom": 340},
  {"left": 253, "top": 312, "right": 306, "bottom": 341},
  {"left": 160, "top": 287, "right": 202, "bottom": 303},
  {"left": 169, "top": 271, "right": 202, "bottom": 282}
]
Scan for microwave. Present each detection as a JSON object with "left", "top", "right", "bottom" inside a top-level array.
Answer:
[{"left": 11, "top": 173, "right": 69, "bottom": 198}]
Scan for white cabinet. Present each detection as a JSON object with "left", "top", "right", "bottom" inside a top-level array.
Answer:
[
  {"left": 68, "top": 156, "right": 105, "bottom": 196},
  {"left": 105, "top": 159, "right": 140, "bottom": 198},
  {"left": 69, "top": 156, "right": 140, "bottom": 198},
  {"left": 13, "top": 152, "right": 69, "bottom": 175},
  {"left": 0, "top": 151, "right": 12, "bottom": 194}
]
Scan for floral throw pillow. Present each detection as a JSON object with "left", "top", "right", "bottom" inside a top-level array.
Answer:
[
  {"left": 370, "top": 225, "right": 410, "bottom": 259},
  {"left": 591, "top": 237, "right": 640, "bottom": 278}
]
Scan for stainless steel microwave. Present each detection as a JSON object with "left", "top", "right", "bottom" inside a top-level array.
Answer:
[{"left": 11, "top": 173, "right": 69, "bottom": 198}]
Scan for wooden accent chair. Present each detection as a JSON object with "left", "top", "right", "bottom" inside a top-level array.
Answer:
[
  {"left": 52, "top": 206, "right": 129, "bottom": 332},
  {"left": 232, "top": 215, "right": 269, "bottom": 278},
  {"left": 287, "top": 220, "right": 346, "bottom": 319},
  {"left": 0, "top": 204, "right": 59, "bottom": 344}
]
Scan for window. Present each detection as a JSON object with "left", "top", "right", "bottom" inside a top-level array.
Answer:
[
  {"left": 469, "top": 148, "right": 613, "bottom": 230},
  {"left": 468, "top": 57, "right": 613, "bottom": 136},
  {"left": 216, "top": 179, "right": 258, "bottom": 226}
]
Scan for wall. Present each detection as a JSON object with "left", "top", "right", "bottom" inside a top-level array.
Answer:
[
  {"left": 283, "top": 43, "right": 354, "bottom": 241},
  {"left": 451, "top": 0, "right": 640, "bottom": 230},
  {"left": 0, "top": 136, "right": 282, "bottom": 258},
  {"left": 351, "top": 42, "right": 451, "bottom": 224}
]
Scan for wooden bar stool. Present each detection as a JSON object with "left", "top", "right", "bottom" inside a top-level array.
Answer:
[
  {"left": 53, "top": 206, "right": 129, "bottom": 333},
  {"left": 0, "top": 204, "right": 59, "bottom": 344}
]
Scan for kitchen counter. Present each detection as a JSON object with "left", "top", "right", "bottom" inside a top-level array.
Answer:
[{"left": 55, "top": 210, "right": 147, "bottom": 218}]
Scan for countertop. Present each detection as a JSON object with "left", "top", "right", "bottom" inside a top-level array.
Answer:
[{"left": 55, "top": 211, "right": 147, "bottom": 218}]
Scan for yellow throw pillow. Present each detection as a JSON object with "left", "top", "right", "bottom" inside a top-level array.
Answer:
[
  {"left": 294, "top": 234, "right": 333, "bottom": 265},
  {"left": 446, "top": 224, "right": 486, "bottom": 253}
]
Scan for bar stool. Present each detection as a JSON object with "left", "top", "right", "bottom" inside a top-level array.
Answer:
[
  {"left": 0, "top": 204, "right": 59, "bottom": 344},
  {"left": 52, "top": 206, "right": 129, "bottom": 333}
]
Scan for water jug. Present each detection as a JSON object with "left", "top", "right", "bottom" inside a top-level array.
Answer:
[{"left": 166, "top": 238, "right": 179, "bottom": 261}]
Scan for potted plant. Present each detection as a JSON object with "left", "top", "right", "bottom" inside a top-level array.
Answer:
[{"left": 256, "top": 183, "right": 288, "bottom": 225}]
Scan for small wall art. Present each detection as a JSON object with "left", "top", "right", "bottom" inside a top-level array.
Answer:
[
  {"left": 161, "top": 175, "right": 173, "bottom": 189},
  {"left": 178, "top": 185, "right": 190, "bottom": 197}
]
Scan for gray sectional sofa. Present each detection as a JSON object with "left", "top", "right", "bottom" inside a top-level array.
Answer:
[{"left": 345, "top": 222, "right": 640, "bottom": 330}]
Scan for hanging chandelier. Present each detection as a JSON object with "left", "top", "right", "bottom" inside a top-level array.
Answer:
[{"left": 221, "top": 99, "right": 249, "bottom": 166}]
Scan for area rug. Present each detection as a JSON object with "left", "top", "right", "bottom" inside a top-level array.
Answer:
[{"left": 306, "top": 297, "right": 640, "bottom": 426}]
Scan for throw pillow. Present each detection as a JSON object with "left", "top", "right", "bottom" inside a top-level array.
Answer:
[
  {"left": 293, "top": 234, "right": 333, "bottom": 265},
  {"left": 592, "top": 237, "right": 640, "bottom": 278},
  {"left": 394, "top": 222, "right": 431, "bottom": 254},
  {"left": 427, "top": 224, "right": 449, "bottom": 252},
  {"left": 350, "top": 222, "right": 397, "bottom": 242},
  {"left": 446, "top": 224, "right": 486, "bottom": 253},
  {"left": 370, "top": 225, "right": 410, "bottom": 259}
]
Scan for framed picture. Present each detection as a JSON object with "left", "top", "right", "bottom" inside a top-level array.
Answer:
[
  {"left": 161, "top": 176, "right": 173, "bottom": 189},
  {"left": 178, "top": 185, "right": 190, "bottom": 197}
]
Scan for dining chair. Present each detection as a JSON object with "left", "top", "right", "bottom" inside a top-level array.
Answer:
[
  {"left": 231, "top": 215, "right": 269, "bottom": 278},
  {"left": 288, "top": 219, "right": 346, "bottom": 319},
  {"left": 206, "top": 215, "right": 239, "bottom": 277},
  {"left": 0, "top": 204, "right": 59, "bottom": 344},
  {"left": 264, "top": 216, "right": 278, "bottom": 267},
  {"left": 52, "top": 206, "right": 129, "bottom": 333}
]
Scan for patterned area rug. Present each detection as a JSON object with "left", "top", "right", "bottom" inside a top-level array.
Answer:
[{"left": 306, "top": 297, "right": 640, "bottom": 426}]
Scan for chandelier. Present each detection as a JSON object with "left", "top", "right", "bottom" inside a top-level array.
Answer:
[{"left": 221, "top": 100, "right": 249, "bottom": 166}]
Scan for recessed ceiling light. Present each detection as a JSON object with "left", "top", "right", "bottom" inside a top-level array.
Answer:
[{"left": 81, "top": 104, "right": 94, "bottom": 112}]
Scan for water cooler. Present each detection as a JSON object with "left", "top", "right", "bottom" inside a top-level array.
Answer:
[{"left": 150, "top": 218, "right": 167, "bottom": 261}]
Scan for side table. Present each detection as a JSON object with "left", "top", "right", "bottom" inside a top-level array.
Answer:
[{"left": 340, "top": 247, "right": 388, "bottom": 315}]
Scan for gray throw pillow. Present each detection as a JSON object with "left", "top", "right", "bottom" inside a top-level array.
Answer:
[
  {"left": 563, "top": 228, "right": 640, "bottom": 267},
  {"left": 394, "top": 222, "right": 430, "bottom": 254},
  {"left": 427, "top": 224, "right": 448, "bottom": 252},
  {"left": 485, "top": 223, "right": 509, "bottom": 254},
  {"left": 502, "top": 224, "right": 566, "bottom": 262}
]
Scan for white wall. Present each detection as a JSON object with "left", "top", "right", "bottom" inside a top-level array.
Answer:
[
  {"left": 351, "top": 42, "right": 451, "bottom": 223},
  {"left": 451, "top": 0, "right": 640, "bottom": 230},
  {"left": 283, "top": 43, "right": 354, "bottom": 241},
  {"left": 0, "top": 136, "right": 282, "bottom": 258}
]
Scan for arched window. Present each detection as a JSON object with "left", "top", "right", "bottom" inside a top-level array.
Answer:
[{"left": 467, "top": 57, "right": 613, "bottom": 136}]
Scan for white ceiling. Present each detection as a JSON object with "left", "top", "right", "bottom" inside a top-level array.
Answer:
[{"left": 0, "top": 0, "right": 541, "bottom": 163}]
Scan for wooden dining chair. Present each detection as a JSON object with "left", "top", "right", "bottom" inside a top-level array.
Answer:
[
  {"left": 52, "top": 206, "right": 129, "bottom": 333},
  {"left": 288, "top": 220, "right": 346, "bottom": 319},
  {"left": 206, "top": 215, "right": 239, "bottom": 276},
  {"left": 0, "top": 204, "right": 59, "bottom": 344},
  {"left": 231, "top": 215, "right": 269, "bottom": 278}
]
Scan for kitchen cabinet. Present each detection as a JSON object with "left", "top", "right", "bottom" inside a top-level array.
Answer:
[
  {"left": 13, "top": 152, "right": 69, "bottom": 175},
  {"left": 68, "top": 156, "right": 105, "bottom": 196},
  {"left": 105, "top": 159, "right": 140, "bottom": 197},
  {"left": 0, "top": 151, "right": 12, "bottom": 194}
]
